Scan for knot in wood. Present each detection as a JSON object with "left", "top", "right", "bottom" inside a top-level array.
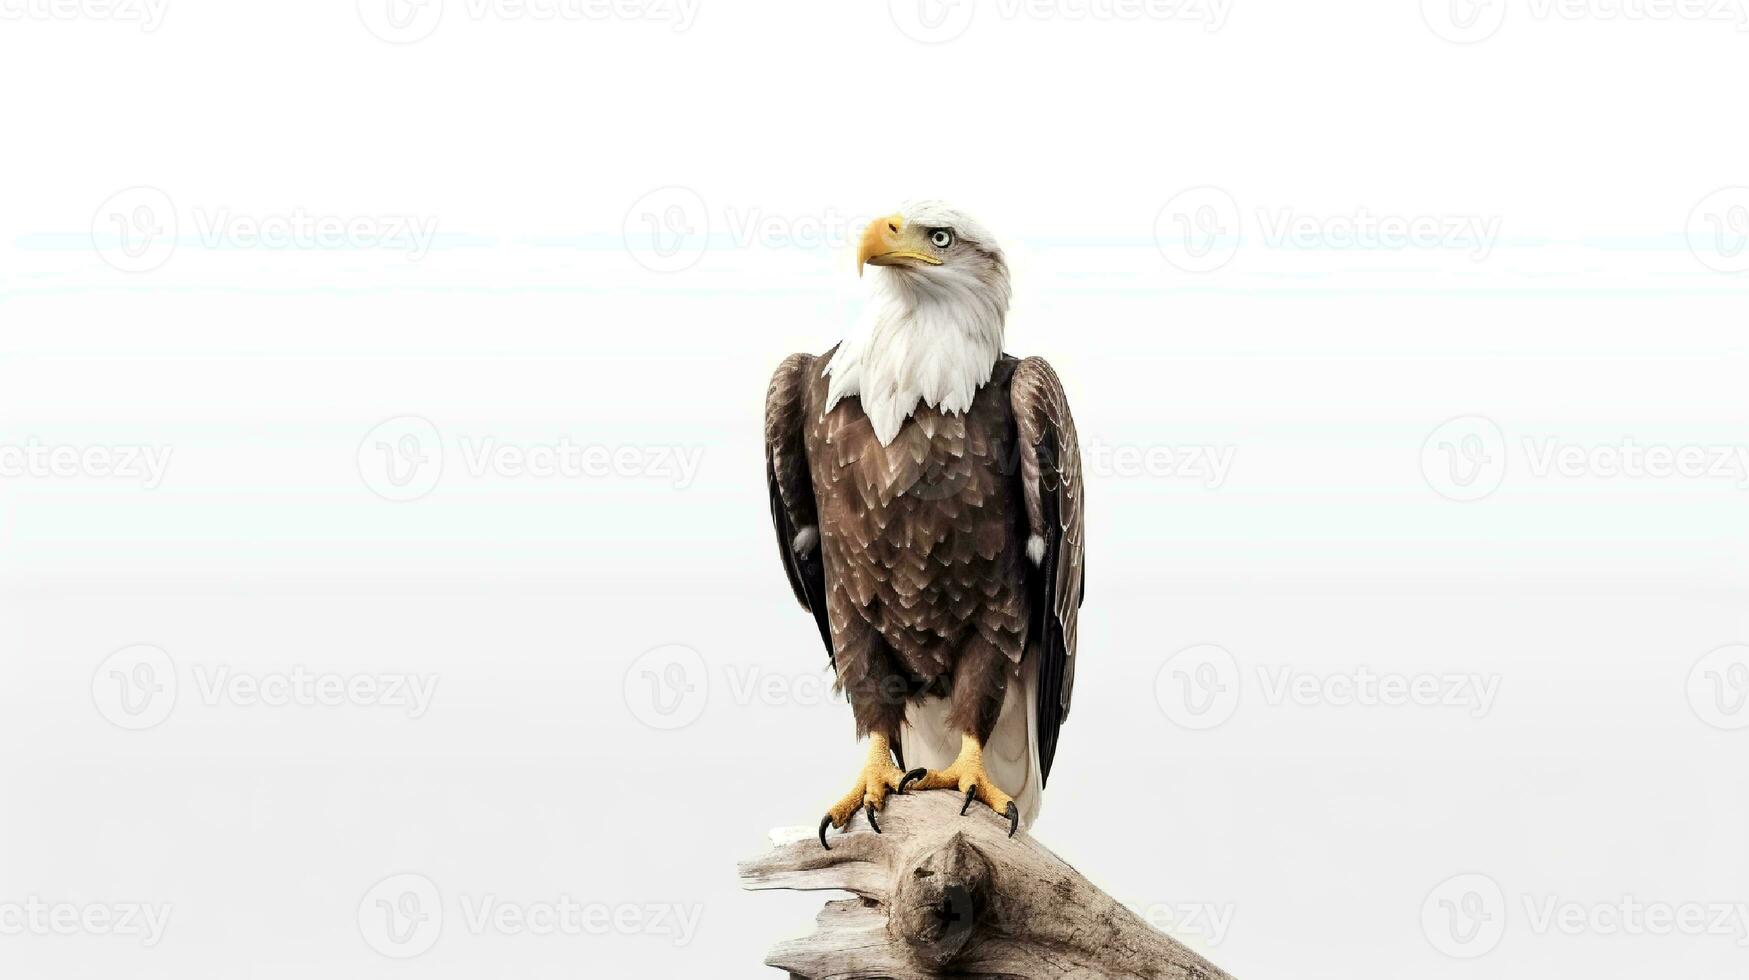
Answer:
[{"left": 888, "top": 830, "right": 995, "bottom": 969}]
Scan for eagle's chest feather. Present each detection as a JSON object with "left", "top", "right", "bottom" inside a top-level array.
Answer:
[{"left": 803, "top": 367, "right": 1028, "bottom": 651}]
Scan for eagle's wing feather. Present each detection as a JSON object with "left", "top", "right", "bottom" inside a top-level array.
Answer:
[
  {"left": 1011, "top": 356, "right": 1085, "bottom": 786},
  {"left": 765, "top": 353, "right": 833, "bottom": 666}
]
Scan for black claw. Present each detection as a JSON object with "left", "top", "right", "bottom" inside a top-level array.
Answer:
[
  {"left": 818, "top": 815, "right": 833, "bottom": 851},
  {"left": 865, "top": 803, "right": 881, "bottom": 834},
  {"left": 898, "top": 768, "right": 927, "bottom": 794},
  {"left": 1004, "top": 801, "right": 1020, "bottom": 838},
  {"left": 960, "top": 786, "right": 977, "bottom": 815}
]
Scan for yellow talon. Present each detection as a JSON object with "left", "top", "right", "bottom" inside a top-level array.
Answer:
[
  {"left": 818, "top": 733, "right": 906, "bottom": 849},
  {"left": 899, "top": 734, "right": 1020, "bottom": 836}
]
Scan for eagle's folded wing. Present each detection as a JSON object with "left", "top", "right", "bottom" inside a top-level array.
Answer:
[
  {"left": 766, "top": 353, "right": 833, "bottom": 667},
  {"left": 1011, "top": 356, "right": 1086, "bottom": 786}
]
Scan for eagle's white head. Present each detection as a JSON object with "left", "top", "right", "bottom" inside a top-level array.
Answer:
[{"left": 823, "top": 201, "right": 1011, "bottom": 446}]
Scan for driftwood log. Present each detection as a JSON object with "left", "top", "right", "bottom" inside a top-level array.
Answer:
[{"left": 739, "top": 791, "right": 1236, "bottom": 979}]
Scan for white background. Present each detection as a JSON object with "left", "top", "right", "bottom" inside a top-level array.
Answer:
[{"left": 2, "top": 1, "right": 1747, "bottom": 978}]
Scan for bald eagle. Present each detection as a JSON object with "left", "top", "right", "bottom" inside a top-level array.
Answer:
[{"left": 765, "top": 202, "right": 1085, "bottom": 848}]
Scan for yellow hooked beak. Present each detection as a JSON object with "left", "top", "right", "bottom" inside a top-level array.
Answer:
[{"left": 857, "top": 213, "right": 944, "bottom": 276}]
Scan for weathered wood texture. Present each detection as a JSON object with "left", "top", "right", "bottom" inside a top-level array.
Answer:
[{"left": 739, "top": 791, "right": 1236, "bottom": 980}]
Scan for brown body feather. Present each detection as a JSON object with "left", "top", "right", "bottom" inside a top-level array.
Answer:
[{"left": 766, "top": 349, "right": 1084, "bottom": 783}]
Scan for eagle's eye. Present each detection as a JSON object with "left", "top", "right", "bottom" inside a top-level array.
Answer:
[{"left": 929, "top": 229, "right": 954, "bottom": 249}]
